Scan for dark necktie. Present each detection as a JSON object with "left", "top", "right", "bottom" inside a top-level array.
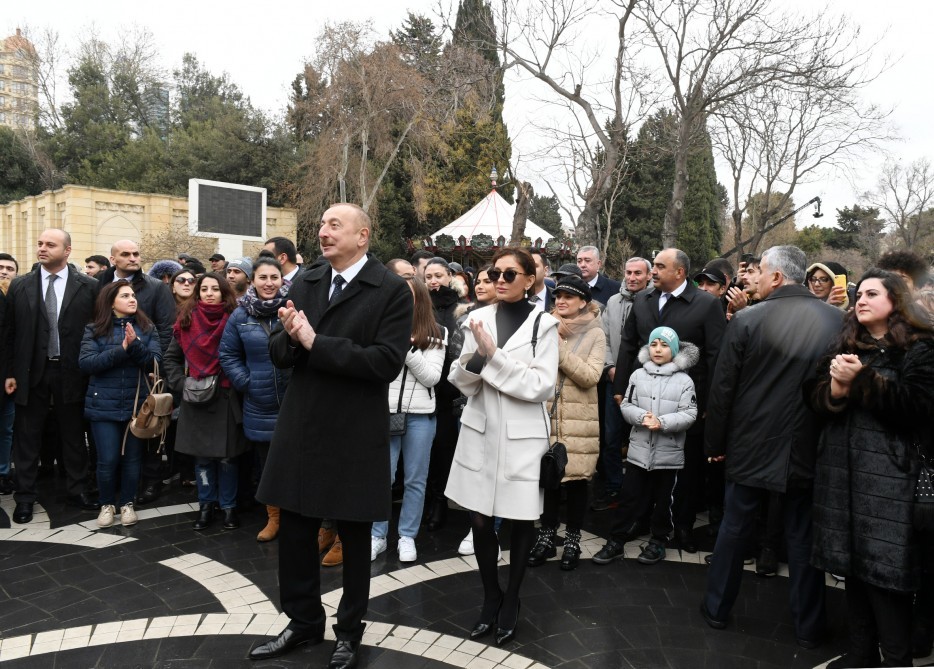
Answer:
[
  {"left": 658, "top": 292, "right": 671, "bottom": 314},
  {"left": 330, "top": 274, "right": 345, "bottom": 305},
  {"left": 46, "top": 274, "right": 60, "bottom": 357}
]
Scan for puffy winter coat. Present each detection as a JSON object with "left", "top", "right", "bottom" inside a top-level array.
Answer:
[
  {"left": 546, "top": 308, "right": 605, "bottom": 481},
  {"left": 79, "top": 317, "right": 163, "bottom": 422},
  {"left": 387, "top": 337, "right": 446, "bottom": 414},
  {"left": 620, "top": 342, "right": 699, "bottom": 470},
  {"left": 808, "top": 334, "right": 934, "bottom": 592},
  {"left": 219, "top": 307, "right": 291, "bottom": 442}
]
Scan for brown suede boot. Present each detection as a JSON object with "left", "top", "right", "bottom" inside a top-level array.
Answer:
[
  {"left": 318, "top": 526, "right": 337, "bottom": 554},
  {"left": 256, "top": 505, "right": 280, "bottom": 542},
  {"left": 321, "top": 535, "right": 343, "bottom": 566}
]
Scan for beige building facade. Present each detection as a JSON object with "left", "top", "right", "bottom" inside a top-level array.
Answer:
[
  {"left": 0, "top": 29, "right": 38, "bottom": 131},
  {"left": 0, "top": 184, "right": 298, "bottom": 271}
]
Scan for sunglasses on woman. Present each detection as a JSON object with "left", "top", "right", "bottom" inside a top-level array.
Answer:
[
  {"left": 486, "top": 268, "right": 528, "bottom": 283},
  {"left": 175, "top": 277, "right": 196, "bottom": 285}
]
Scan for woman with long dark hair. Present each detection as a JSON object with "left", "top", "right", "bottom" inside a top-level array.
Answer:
[
  {"left": 809, "top": 268, "right": 934, "bottom": 667},
  {"left": 79, "top": 280, "right": 162, "bottom": 528},
  {"left": 423, "top": 257, "right": 463, "bottom": 532},
  {"left": 370, "top": 277, "right": 445, "bottom": 562},
  {"left": 447, "top": 247, "right": 559, "bottom": 646},
  {"left": 164, "top": 272, "right": 246, "bottom": 532},
  {"left": 219, "top": 257, "right": 291, "bottom": 542}
]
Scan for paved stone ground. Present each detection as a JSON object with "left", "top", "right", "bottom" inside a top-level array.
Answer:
[{"left": 0, "top": 474, "right": 931, "bottom": 668}]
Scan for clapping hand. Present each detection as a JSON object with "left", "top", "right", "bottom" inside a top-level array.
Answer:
[
  {"left": 468, "top": 319, "right": 496, "bottom": 358},
  {"left": 278, "top": 300, "right": 317, "bottom": 350},
  {"left": 122, "top": 323, "right": 137, "bottom": 350}
]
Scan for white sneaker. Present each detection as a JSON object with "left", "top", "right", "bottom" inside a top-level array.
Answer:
[
  {"left": 371, "top": 536, "right": 387, "bottom": 561},
  {"left": 458, "top": 530, "right": 474, "bottom": 555},
  {"left": 97, "top": 504, "right": 116, "bottom": 528},
  {"left": 120, "top": 503, "right": 138, "bottom": 527},
  {"left": 398, "top": 536, "right": 417, "bottom": 562}
]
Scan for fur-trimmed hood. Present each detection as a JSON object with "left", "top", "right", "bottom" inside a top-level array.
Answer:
[{"left": 637, "top": 340, "right": 700, "bottom": 375}]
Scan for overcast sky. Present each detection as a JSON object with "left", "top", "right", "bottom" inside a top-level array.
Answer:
[{"left": 7, "top": 0, "right": 933, "bottom": 228}]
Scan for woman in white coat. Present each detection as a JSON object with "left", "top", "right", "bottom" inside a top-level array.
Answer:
[{"left": 446, "top": 247, "right": 559, "bottom": 647}]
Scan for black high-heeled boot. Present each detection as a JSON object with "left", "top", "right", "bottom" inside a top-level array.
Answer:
[{"left": 425, "top": 495, "right": 447, "bottom": 532}]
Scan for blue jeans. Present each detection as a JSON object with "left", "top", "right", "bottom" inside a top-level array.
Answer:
[
  {"left": 91, "top": 421, "right": 144, "bottom": 507},
  {"left": 0, "top": 395, "right": 14, "bottom": 477},
  {"left": 373, "top": 414, "right": 436, "bottom": 539},
  {"left": 195, "top": 457, "right": 238, "bottom": 509}
]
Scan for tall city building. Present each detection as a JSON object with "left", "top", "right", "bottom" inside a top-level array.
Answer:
[{"left": 0, "top": 28, "right": 39, "bottom": 131}]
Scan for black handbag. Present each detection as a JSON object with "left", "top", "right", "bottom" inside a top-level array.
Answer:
[
  {"left": 530, "top": 312, "right": 573, "bottom": 490},
  {"left": 389, "top": 367, "right": 413, "bottom": 437},
  {"left": 915, "top": 442, "right": 934, "bottom": 531}
]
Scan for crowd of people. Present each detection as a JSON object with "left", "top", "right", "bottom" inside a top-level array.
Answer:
[{"left": 0, "top": 218, "right": 932, "bottom": 669}]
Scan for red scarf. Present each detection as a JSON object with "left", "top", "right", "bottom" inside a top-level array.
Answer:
[{"left": 174, "top": 301, "right": 230, "bottom": 381}]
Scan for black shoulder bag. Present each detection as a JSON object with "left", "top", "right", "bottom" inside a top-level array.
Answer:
[
  {"left": 529, "top": 312, "right": 568, "bottom": 490},
  {"left": 389, "top": 366, "right": 415, "bottom": 436}
]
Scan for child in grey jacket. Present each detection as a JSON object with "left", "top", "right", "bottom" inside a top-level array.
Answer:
[{"left": 593, "top": 326, "right": 698, "bottom": 566}]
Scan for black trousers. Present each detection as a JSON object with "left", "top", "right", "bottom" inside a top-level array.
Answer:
[
  {"left": 542, "top": 479, "right": 588, "bottom": 532},
  {"left": 845, "top": 576, "right": 913, "bottom": 667},
  {"left": 13, "top": 363, "right": 88, "bottom": 503},
  {"left": 672, "top": 430, "right": 705, "bottom": 529},
  {"left": 278, "top": 510, "right": 371, "bottom": 641},
  {"left": 426, "top": 403, "right": 457, "bottom": 496},
  {"left": 703, "top": 481, "right": 825, "bottom": 641},
  {"left": 610, "top": 464, "right": 677, "bottom": 544}
]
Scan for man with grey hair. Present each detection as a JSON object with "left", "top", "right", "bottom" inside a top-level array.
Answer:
[
  {"left": 607, "top": 247, "right": 726, "bottom": 555},
  {"left": 576, "top": 245, "right": 621, "bottom": 306},
  {"left": 594, "top": 257, "right": 653, "bottom": 510},
  {"left": 700, "top": 245, "right": 842, "bottom": 650}
]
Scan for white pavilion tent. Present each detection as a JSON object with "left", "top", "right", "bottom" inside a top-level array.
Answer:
[{"left": 429, "top": 189, "right": 554, "bottom": 245}]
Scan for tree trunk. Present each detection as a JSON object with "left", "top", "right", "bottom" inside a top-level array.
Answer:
[
  {"left": 663, "top": 120, "right": 692, "bottom": 247},
  {"left": 510, "top": 181, "right": 533, "bottom": 245}
]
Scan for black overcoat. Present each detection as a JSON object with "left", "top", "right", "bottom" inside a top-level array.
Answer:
[
  {"left": 612, "top": 279, "right": 726, "bottom": 419},
  {"left": 4, "top": 267, "right": 100, "bottom": 405},
  {"left": 257, "top": 255, "right": 413, "bottom": 521},
  {"left": 704, "top": 284, "right": 843, "bottom": 492}
]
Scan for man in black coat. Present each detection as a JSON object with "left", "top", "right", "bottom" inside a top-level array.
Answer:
[
  {"left": 576, "top": 245, "right": 622, "bottom": 307},
  {"left": 609, "top": 248, "right": 727, "bottom": 553},
  {"left": 3, "top": 229, "right": 101, "bottom": 523},
  {"left": 250, "top": 203, "right": 412, "bottom": 667},
  {"left": 699, "top": 245, "right": 843, "bottom": 648}
]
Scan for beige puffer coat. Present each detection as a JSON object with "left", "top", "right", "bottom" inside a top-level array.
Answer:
[{"left": 547, "top": 305, "right": 606, "bottom": 482}]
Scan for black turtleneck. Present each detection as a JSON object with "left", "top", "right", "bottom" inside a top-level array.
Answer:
[{"left": 466, "top": 298, "right": 535, "bottom": 373}]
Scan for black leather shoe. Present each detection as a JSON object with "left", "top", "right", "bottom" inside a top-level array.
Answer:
[
  {"left": 192, "top": 504, "right": 215, "bottom": 531},
  {"left": 592, "top": 539, "right": 626, "bottom": 565},
  {"left": 796, "top": 635, "right": 823, "bottom": 650},
  {"left": 328, "top": 639, "right": 360, "bottom": 669},
  {"left": 495, "top": 600, "right": 520, "bottom": 646},
  {"left": 699, "top": 601, "right": 727, "bottom": 630},
  {"left": 0, "top": 476, "right": 14, "bottom": 495},
  {"left": 249, "top": 627, "right": 324, "bottom": 660},
  {"left": 222, "top": 507, "right": 240, "bottom": 530},
  {"left": 136, "top": 481, "right": 162, "bottom": 506},
  {"left": 66, "top": 492, "right": 100, "bottom": 511},
  {"left": 12, "top": 501, "right": 33, "bottom": 524},
  {"left": 675, "top": 528, "right": 697, "bottom": 553}
]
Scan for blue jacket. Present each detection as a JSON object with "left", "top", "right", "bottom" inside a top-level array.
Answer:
[
  {"left": 219, "top": 307, "right": 290, "bottom": 441},
  {"left": 79, "top": 317, "right": 163, "bottom": 421}
]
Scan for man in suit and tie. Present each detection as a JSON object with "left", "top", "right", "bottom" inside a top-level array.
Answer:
[
  {"left": 576, "top": 245, "right": 622, "bottom": 307},
  {"left": 4, "top": 229, "right": 101, "bottom": 523},
  {"left": 603, "top": 248, "right": 726, "bottom": 556},
  {"left": 528, "top": 250, "right": 554, "bottom": 312},
  {"left": 249, "top": 203, "right": 412, "bottom": 668}
]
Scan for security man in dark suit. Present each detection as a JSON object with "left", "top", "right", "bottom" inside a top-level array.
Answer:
[
  {"left": 610, "top": 247, "right": 726, "bottom": 554},
  {"left": 250, "top": 203, "right": 412, "bottom": 668},
  {"left": 4, "top": 229, "right": 101, "bottom": 523},
  {"left": 576, "top": 245, "right": 622, "bottom": 307},
  {"left": 528, "top": 249, "right": 554, "bottom": 312}
]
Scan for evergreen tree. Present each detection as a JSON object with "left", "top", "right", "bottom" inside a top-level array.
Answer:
[{"left": 528, "top": 194, "right": 563, "bottom": 237}]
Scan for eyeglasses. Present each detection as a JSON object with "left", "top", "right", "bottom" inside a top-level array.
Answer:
[
  {"left": 175, "top": 277, "right": 196, "bottom": 285},
  {"left": 487, "top": 269, "right": 529, "bottom": 283},
  {"left": 808, "top": 276, "right": 831, "bottom": 285}
]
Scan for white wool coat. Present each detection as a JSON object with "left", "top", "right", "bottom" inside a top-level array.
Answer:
[{"left": 445, "top": 304, "right": 559, "bottom": 519}]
